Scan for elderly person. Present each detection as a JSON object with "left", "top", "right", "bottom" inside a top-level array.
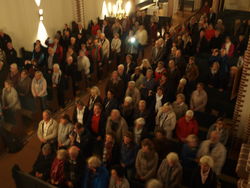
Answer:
[
  {"left": 106, "top": 109, "right": 128, "bottom": 144},
  {"left": 31, "top": 71, "right": 48, "bottom": 110},
  {"left": 207, "top": 118, "right": 229, "bottom": 145},
  {"left": 103, "top": 90, "right": 119, "bottom": 117},
  {"left": 136, "top": 139, "right": 158, "bottom": 183},
  {"left": 120, "top": 96, "right": 135, "bottom": 128},
  {"left": 50, "top": 149, "right": 68, "bottom": 186},
  {"left": 2, "top": 80, "right": 21, "bottom": 112},
  {"left": 111, "top": 33, "right": 122, "bottom": 64},
  {"left": 154, "top": 61, "right": 166, "bottom": 82},
  {"left": 176, "top": 78, "right": 187, "bottom": 94},
  {"left": 197, "top": 131, "right": 227, "bottom": 175},
  {"left": 31, "top": 143, "right": 54, "bottom": 181},
  {"left": 125, "top": 81, "right": 141, "bottom": 107},
  {"left": 66, "top": 146, "right": 84, "bottom": 188},
  {"left": 176, "top": 110, "right": 198, "bottom": 142},
  {"left": 172, "top": 93, "right": 188, "bottom": 120},
  {"left": 157, "top": 152, "right": 183, "bottom": 188},
  {"left": 140, "top": 59, "right": 152, "bottom": 76},
  {"left": 146, "top": 179, "right": 163, "bottom": 188},
  {"left": 141, "top": 69, "right": 156, "bottom": 100},
  {"left": 181, "top": 134, "right": 199, "bottom": 169},
  {"left": 7, "top": 63, "right": 20, "bottom": 88},
  {"left": 184, "top": 56, "right": 199, "bottom": 88},
  {"left": 72, "top": 99, "right": 89, "bottom": 125},
  {"left": 37, "top": 110, "right": 58, "bottom": 145},
  {"left": 133, "top": 117, "right": 148, "bottom": 145},
  {"left": 76, "top": 50, "right": 90, "bottom": 82},
  {"left": 87, "top": 86, "right": 102, "bottom": 111},
  {"left": 57, "top": 114, "right": 73, "bottom": 148},
  {"left": 133, "top": 100, "right": 149, "bottom": 123},
  {"left": 81, "top": 156, "right": 109, "bottom": 188},
  {"left": 109, "top": 165, "right": 130, "bottom": 188},
  {"left": 131, "top": 67, "right": 145, "bottom": 89},
  {"left": 191, "top": 156, "right": 217, "bottom": 188},
  {"left": 155, "top": 103, "right": 176, "bottom": 139},
  {"left": 190, "top": 83, "right": 207, "bottom": 112}
]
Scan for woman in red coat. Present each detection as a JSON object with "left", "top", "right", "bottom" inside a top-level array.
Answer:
[
  {"left": 222, "top": 36, "right": 235, "bottom": 57},
  {"left": 91, "top": 19, "right": 100, "bottom": 36}
]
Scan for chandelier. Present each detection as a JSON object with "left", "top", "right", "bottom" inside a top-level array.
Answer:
[{"left": 103, "top": 0, "right": 132, "bottom": 19}]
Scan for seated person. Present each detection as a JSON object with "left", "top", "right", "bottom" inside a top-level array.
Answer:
[
  {"left": 31, "top": 143, "right": 54, "bottom": 181},
  {"left": 176, "top": 110, "right": 198, "bottom": 142},
  {"left": 207, "top": 118, "right": 229, "bottom": 145},
  {"left": 81, "top": 156, "right": 109, "bottom": 188},
  {"left": 135, "top": 139, "right": 158, "bottom": 183},
  {"left": 191, "top": 155, "right": 217, "bottom": 188},
  {"left": 157, "top": 152, "right": 183, "bottom": 188},
  {"left": 109, "top": 165, "right": 130, "bottom": 188}
]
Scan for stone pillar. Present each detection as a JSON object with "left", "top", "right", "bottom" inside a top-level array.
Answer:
[
  {"left": 212, "top": 0, "right": 219, "bottom": 13},
  {"left": 72, "top": 0, "right": 85, "bottom": 24},
  {"left": 233, "top": 36, "right": 250, "bottom": 141}
]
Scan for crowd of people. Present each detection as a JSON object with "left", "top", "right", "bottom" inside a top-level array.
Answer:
[{"left": 0, "top": 1, "right": 249, "bottom": 188}]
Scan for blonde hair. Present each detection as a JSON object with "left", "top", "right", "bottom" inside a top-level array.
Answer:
[
  {"left": 166, "top": 152, "right": 179, "bottom": 163},
  {"left": 57, "top": 149, "right": 68, "bottom": 160},
  {"left": 124, "top": 96, "right": 133, "bottom": 104},
  {"left": 200, "top": 155, "right": 214, "bottom": 168},
  {"left": 135, "top": 117, "right": 145, "bottom": 126},
  {"left": 88, "top": 156, "right": 102, "bottom": 168},
  {"left": 90, "top": 86, "right": 100, "bottom": 96}
]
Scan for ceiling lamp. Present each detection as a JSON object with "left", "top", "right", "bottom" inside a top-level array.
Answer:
[{"left": 103, "top": 0, "right": 132, "bottom": 19}]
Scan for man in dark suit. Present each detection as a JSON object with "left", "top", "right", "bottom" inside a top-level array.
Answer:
[
  {"left": 46, "top": 47, "right": 59, "bottom": 71},
  {"left": 103, "top": 90, "right": 119, "bottom": 117},
  {"left": 5, "top": 42, "right": 17, "bottom": 66},
  {"left": 151, "top": 39, "right": 165, "bottom": 70},
  {"left": 72, "top": 100, "right": 89, "bottom": 125},
  {"left": 101, "top": 20, "right": 112, "bottom": 41},
  {"left": 207, "top": 8, "right": 216, "bottom": 25},
  {"left": 124, "top": 54, "right": 136, "bottom": 77}
]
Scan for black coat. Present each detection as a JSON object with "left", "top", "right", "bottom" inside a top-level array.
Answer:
[
  {"left": 103, "top": 97, "right": 119, "bottom": 117},
  {"left": 210, "top": 35, "right": 223, "bottom": 50},
  {"left": 5, "top": 48, "right": 17, "bottom": 65},
  {"left": 31, "top": 152, "right": 54, "bottom": 181},
  {"left": 0, "top": 33, "right": 12, "bottom": 51},
  {"left": 86, "top": 111, "right": 107, "bottom": 138},
  {"left": 191, "top": 167, "right": 217, "bottom": 188},
  {"left": 72, "top": 106, "right": 89, "bottom": 124},
  {"left": 66, "top": 156, "right": 84, "bottom": 187}
]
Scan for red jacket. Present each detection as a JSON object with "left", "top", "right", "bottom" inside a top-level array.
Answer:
[
  {"left": 50, "top": 158, "right": 66, "bottom": 185},
  {"left": 205, "top": 29, "right": 215, "bottom": 41},
  {"left": 49, "top": 43, "right": 63, "bottom": 63},
  {"left": 176, "top": 117, "right": 198, "bottom": 141},
  {"left": 91, "top": 24, "right": 100, "bottom": 36}
]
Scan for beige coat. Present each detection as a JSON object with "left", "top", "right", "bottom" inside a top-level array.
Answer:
[{"left": 37, "top": 118, "right": 58, "bottom": 143}]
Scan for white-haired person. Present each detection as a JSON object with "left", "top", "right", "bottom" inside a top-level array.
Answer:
[
  {"left": 172, "top": 93, "right": 188, "bottom": 120},
  {"left": 31, "top": 71, "right": 48, "bottom": 110},
  {"left": 106, "top": 109, "right": 128, "bottom": 144},
  {"left": 155, "top": 103, "right": 176, "bottom": 139},
  {"left": 157, "top": 152, "right": 183, "bottom": 188},
  {"left": 50, "top": 149, "right": 68, "bottom": 186},
  {"left": 197, "top": 131, "right": 226, "bottom": 175},
  {"left": 146, "top": 179, "right": 163, "bottom": 188},
  {"left": 81, "top": 156, "right": 109, "bottom": 188},
  {"left": 111, "top": 32, "right": 121, "bottom": 65},
  {"left": 176, "top": 110, "right": 198, "bottom": 142},
  {"left": 176, "top": 78, "right": 187, "bottom": 94},
  {"left": 135, "top": 138, "right": 158, "bottom": 184},
  {"left": 87, "top": 86, "right": 102, "bottom": 111},
  {"left": 191, "top": 155, "right": 217, "bottom": 188},
  {"left": 125, "top": 81, "right": 141, "bottom": 107},
  {"left": 120, "top": 96, "right": 135, "bottom": 128},
  {"left": 76, "top": 50, "right": 90, "bottom": 84},
  {"left": 133, "top": 117, "right": 148, "bottom": 145}
]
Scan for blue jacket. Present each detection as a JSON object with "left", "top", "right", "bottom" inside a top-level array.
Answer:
[
  {"left": 120, "top": 142, "right": 138, "bottom": 168},
  {"left": 81, "top": 166, "right": 109, "bottom": 188}
]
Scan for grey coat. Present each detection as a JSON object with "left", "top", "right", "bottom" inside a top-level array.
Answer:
[
  {"left": 2, "top": 87, "right": 21, "bottom": 110},
  {"left": 57, "top": 122, "right": 73, "bottom": 147},
  {"left": 109, "top": 177, "right": 130, "bottom": 188},
  {"left": 135, "top": 149, "right": 159, "bottom": 180},
  {"left": 157, "top": 159, "right": 183, "bottom": 188}
]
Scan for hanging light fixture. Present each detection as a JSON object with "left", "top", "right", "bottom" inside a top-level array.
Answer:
[{"left": 102, "top": 0, "right": 132, "bottom": 19}]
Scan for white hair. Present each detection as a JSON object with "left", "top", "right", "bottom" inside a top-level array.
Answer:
[
  {"left": 124, "top": 96, "right": 133, "bottom": 104},
  {"left": 200, "top": 155, "right": 214, "bottom": 168},
  {"left": 186, "top": 110, "right": 194, "bottom": 118},
  {"left": 53, "top": 63, "right": 60, "bottom": 69},
  {"left": 10, "top": 63, "right": 18, "bottom": 70},
  {"left": 166, "top": 152, "right": 179, "bottom": 163},
  {"left": 118, "top": 64, "right": 124, "bottom": 70},
  {"left": 179, "top": 78, "right": 187, "bottom": 85},
  {"left": 91, "top": 86, "right": 100, "bottom": 96},
  {"left": 88, "top": 156, "right": 102, "bottom": 168},
  {"left": 57, "top": 149, "right": 68, "bottom": 160},
  {"left": 135, "top": 117, "right": 145, "bottom": 126},
  {"left": 128, "top": 81, "right": 136, "bottom": 87},
  {"left": 146, "top": 179, "right": 163, "bottom": 188}
]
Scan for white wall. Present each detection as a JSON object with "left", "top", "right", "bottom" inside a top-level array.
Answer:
[
  {"left": 224, "top": 0, "right": 250, "bottom": 12},
  {"left": 0, "top": 0, "right": 74, "bottom": 53}
]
